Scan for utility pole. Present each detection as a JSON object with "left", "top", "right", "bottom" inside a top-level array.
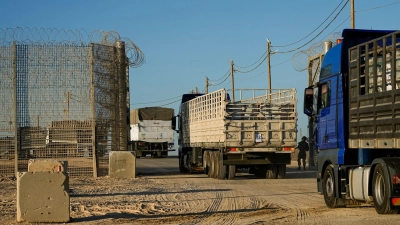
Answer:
[
  {"left": 205, "top": 76, "right": 209, "bottom": 94},
  {"left": 64, "top": 91, "right": 70, "bottom": 120},
  {"left": 350, "top": 0, "right": 355, "bottom": 29},
  {"left": 230, "top": 59, "right": 235, "bottom": 102},
  {"left": 267, "top": 39, "right": 272, "bottom": 92},
  {"left": 267, "top": 38, "right": 272, "bottom": 101}
]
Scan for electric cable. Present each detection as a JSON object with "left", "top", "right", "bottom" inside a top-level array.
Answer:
[
  {"left": 210, "top": 72, "right": 231, "bottom": 86},
  {"left": 131, "top": 95, "right": 181, "bottom": 105},
  {"left": 236, "top": 55, "right": 267, "bottom": 73},
  {"left": 275, "top": 0, "right": 349, "bottom": 54},
  {"left": 157, "top": 98, "right": 181, "bottom": 107},
  {"left": 208, "top": 68, "right": 231, "bottom": 82},
  {"left": 234, "top": 51, "right": 267, "bottom": 69},
  {"left": 356, "top": 1, "right": 400, "bottom": 12},
  {"left": 273, "top": 0, "right": 347, "bottom": 48}
]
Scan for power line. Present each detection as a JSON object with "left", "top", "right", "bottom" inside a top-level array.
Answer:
[
  {"left": 320, "top": 16, "right": 349, "bottom": 41},
  {"left": 272, "top": 58, "right": 292, "bottom": 67},
  {"left": 273, "top": 0, "right": 347, "bottom": 48},
  {"left": 234, "top": 51, "right": 267, "bottom": 69},
  {"left": 210, "top": 72, "right": 231, "bottom": 86},
  {"left": 275, "top": 0, "right": 349, "bottom": 54},
  {"left": 208, "top": 68, "right": 231, "bottom": 82},
  {"left": 236, "top": 69, "right": 267, "bottom": 80},
  {"left": 317, "top": 1, "right": 400, "bottom": 45},
  {"left": 130, "top": 95, "right": 181, "bottom": 105},
  {"left": 356, "top": 1, "right": 400, "bottom": 12},
  {"left": 236, "top": 55, "right": 268, "bottom": 73},
  {"left": 157, "top": 98, "right": 181, "bottom": 107},
  {"left": 235, "top": 57, "right": 291, "bottom": 81},
  {"left": 223, "top": 79, "right": 232, "bottom": 89}
]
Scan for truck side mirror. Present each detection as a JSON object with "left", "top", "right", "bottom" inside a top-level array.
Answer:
[
  {"left": 304, "top": 87, "right": 314, "bottom": 117},
  {"left": 172, "top": 116, "right": 176, "bottom": 131}
]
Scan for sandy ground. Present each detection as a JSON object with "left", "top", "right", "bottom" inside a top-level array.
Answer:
[{"left": 1, "top": 158, "right": 400, "bottom": 225}]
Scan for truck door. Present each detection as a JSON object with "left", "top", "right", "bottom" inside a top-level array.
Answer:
[{"left": 317, "top": 81, "right": 338, "bottom": 150}]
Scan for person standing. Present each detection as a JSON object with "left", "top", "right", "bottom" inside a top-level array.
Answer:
[{"left": 296, "top": 136, "right": 309, "bottom": 170}]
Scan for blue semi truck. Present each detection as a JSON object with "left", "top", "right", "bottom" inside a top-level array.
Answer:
[{"left": 304, "top": 29, "right": 400, "bottom": 214}]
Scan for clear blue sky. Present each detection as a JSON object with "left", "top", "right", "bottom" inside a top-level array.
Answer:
[{"left": 2, "top": 0, "right": 399, "bottom": 151}]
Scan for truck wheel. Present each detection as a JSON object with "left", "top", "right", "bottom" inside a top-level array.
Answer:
[
  {"left": 218, "top": 165, "right": 227, "bottom": 179},
  {"left": 228, "top": 165, "right": 236, "bottom": 179},
  {"left": 210, "top": 151, "right": 216, "bottom": 178},
  {"left": 276, "top": 164, "right": 286, "bottom": 179},
  {"left": 203, "top": 151, "right": 210, "bottom": 175},
  {"left": 266, "top": 165, "right": 278, "bottom": 179},
  {"left": 372, "top": 164, "right": 398, "bottom": 214},
  {"left": 323, "top": 164, "right": 346, "bottom": 208},
  {"left": 217, "top": 152, "right": 227, "bottom": 179},
  {"left": 212, "top": 151, "right": 220, "bottom": 179}
]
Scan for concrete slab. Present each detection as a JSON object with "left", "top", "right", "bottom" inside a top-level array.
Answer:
[
  {"left": 17, "top": 171, "right": 70, "bottom": 223},
  {"left": 28, "top": 159, "right": 68, "bottom": 172},
  {"left": 27, "top": 159, "right": 69, "bottom": 191},
  {"left": 109, "top": 151, "right": 136, "bottom": 178}
]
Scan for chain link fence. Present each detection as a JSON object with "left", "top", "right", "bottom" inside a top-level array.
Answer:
[{"left": 0, "top": 28, "right": 144, "bottom": 177}]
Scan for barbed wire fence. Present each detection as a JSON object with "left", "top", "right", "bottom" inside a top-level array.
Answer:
[
  {"left": 291, "top": 32, "right": 341, "bottom": 81},
  {"left": 0, "top": 27, "right": 144, "bottom": 177}
]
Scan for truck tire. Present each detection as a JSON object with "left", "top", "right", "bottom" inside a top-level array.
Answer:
[
  {"left": 323, "top": 164, "right": 346, "bottom": 208},
  {"left": 203, "top": 151, "right": 210, "bottom": 175},
  {"left": 213, "top": 151, "right": 220, "bottom": 179},
  {"left": 372, "top": 164, "right": 398, "bottom": 214},
  {"left": 276, "top": 164, "right": 286, "bottom": 179},
  {"left": 228, "top": 165, "right": 236, "bottom": 179},
  {"left": 218, "top": 152, "right": 227, "bottom": 180},
  {"left": 210, "top": 151, "right": 217, "bottom": 178},
  {"left": 265, "top": 165, "right": 278, "bottom": 179}
]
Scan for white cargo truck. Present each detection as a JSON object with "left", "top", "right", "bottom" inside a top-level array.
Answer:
[
  {"left": 178, "top": 88, "right": 297, "bottom": 179},
  {"left": 130, "top": 107, "right": 176, "bottom": 158}
]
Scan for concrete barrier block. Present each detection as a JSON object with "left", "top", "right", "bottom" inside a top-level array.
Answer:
[
  {"left": 17, "top": 172, "right": 70, "bottom": 223},
  {"left": 28, "top": 159, "right": 68, "bottom": 172},
  {"left": 109, "top": 151, "right": 136, "bottom": 178}
]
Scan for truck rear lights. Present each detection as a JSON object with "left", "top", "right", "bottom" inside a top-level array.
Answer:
[
  {"left": 228, "top": 148, "right": 238, "bottom": 152},
  {"left": 392, "top": 198, "right": 400, "bottom": 206},
  {"left": 283, "top": 147, "right": 294, "bottom": 151},
  {"left": 392, "top": 175, "right": 400, "bottom": 184}
]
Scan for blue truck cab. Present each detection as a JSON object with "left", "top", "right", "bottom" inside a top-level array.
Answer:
[{"left": 303, "top": 29, "right": 400, "bottom": 214}]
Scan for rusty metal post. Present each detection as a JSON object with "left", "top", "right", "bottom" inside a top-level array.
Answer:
[
  {"left": 116, "top": 41, "right": 128, "bottom": 151},
  {"left": 90, "top": 43, "right": 98, "bottom": 177},
  {"left": 230, "top": 60, "right": 235, "bottom": 102},
  {"left": 12, "top": 41, "right": 18, "bottom": 176}
]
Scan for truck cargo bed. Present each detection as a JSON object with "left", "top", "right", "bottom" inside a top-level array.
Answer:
[
  {"left": 348, "top": 31, "right": 400, "bottom": 148},
  {"left": 181, "top": 89, "right": 297, "bottom": 150}
]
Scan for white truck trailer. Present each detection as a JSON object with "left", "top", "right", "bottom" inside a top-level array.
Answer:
[
  {"left": 178, "top": 88, "right": 297, "bottom": 179},
  {"left": 130, "top": 107, "right": 175, "bottom": 158}
]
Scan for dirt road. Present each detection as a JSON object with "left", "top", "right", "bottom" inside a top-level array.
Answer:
[{"left": 1, "top": 157, "right": 400, "bottom": 224}]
